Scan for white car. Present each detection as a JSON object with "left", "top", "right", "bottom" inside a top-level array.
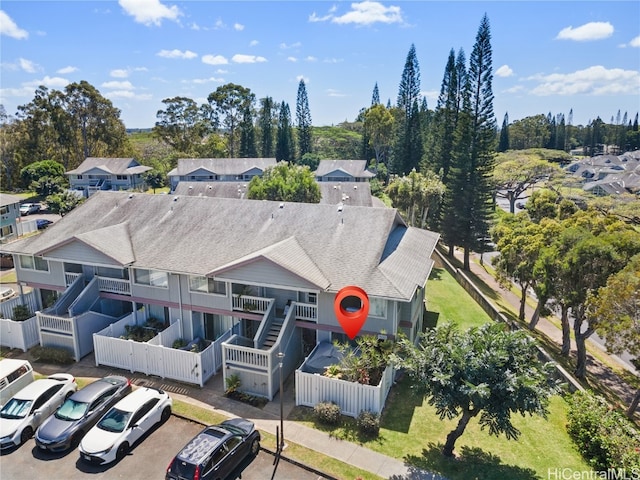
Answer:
[
  {"left": 0, "top": 373, "right": 77, "bottom": 449},
  {"left": 79, "top": 386, "right": 172, "bottom": 465},
  {"left": 19, "top": 203, "right": 41, "bottom": 216}
]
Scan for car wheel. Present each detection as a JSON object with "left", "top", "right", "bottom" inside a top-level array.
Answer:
[
  {"left": 160, "top": 406, "right": 171, "bottom": 423},
  {"left": 116, "top": 442, "right": 129, "bottom": 461},
  {"left": 250, "top": 438, "right": 260, "bottom": 456},
  {"left": 20, "top": 426, "right": 33, "bottom": 445}
]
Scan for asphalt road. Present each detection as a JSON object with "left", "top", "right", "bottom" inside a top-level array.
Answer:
[{"left": 0, "top": 415, "right": 324, "bottom": 480}]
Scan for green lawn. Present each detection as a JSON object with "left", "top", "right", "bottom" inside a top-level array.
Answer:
[{"left": 425, "top": 267, "right": 493, "bottom": 332}]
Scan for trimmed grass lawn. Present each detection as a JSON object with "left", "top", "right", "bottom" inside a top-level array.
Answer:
[{"left": 426, "top": 267, "right": 493, "bottom": 332}]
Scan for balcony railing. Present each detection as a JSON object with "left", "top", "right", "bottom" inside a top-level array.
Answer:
[
  {"left": 295, "top": 302, "right": 318, "bottom": 322},
  {"left": 64, "top": 272, "right": 131, "bottom": 295},
  {"left": 37, "top": 312, "right": 73, "bottom": 334},
  {"left": 232, "top": 294, "right": 273, "bottom": 314}
]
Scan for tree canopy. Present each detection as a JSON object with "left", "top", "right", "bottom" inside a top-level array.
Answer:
[
  {"left": 392, "top": 322, "right": 557, "bottom": 457},
  {"left": 247, "top": 162, "right": 320, "bottom": 203}
]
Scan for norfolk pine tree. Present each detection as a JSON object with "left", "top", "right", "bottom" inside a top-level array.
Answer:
[
  {"left": 276, "top": 102, "right": 295, "bottom": 162},
  {"left": 296, "top": 79, "right": 313, "bottom": 158}
]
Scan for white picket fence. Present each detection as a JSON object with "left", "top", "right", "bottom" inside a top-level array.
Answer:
[
  {"left": 295, "top": 363, "right": 395, "bottom": 418},
  {"left": 0, "top": 315, "right": 40, "bottom": 351},
  {"left": 93, "top": 316, "right": 229, "bottom": 387},
  {"left": 0, "top": 290, "right": 39, "bottom": 320}
]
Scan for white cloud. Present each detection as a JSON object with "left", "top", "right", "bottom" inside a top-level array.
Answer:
[
  {"left": 556, "top": 21, "right": 614, "bottom": 41},
  {"left": 527, "top": 66, "right": 640, "bottom": 96},
  {"left": 280, "top": 42, "right": 302, "bottom": 49},
  {"left": 234, "top": 23, "right": 244, "bottom": 31},
  {"left": 495, "top": 65, "right": 514, "bottom": 77},
  {"left": 249, "top": 40, "right": 259, "bottom": 47},
  {"left": 629, "top": 35, "right": 640, "bottom": 48},
  {"left": 232, "top": 54, "right": 267, "bottom": 64},
  {"left": 57, "top": 66, "right": 77, "bottom": 74},
  {"left": 0, "top": 76, "right": 70, "bottom": 102},
  {"left": 111, "top": 69, "right": 129, "bottom": 78},
  {"left": 24, "top": 76, "right": 69, "bottom": 89},
  {"left": 106, "top": 90, "right": 152, "bottom": 100},
  {"left": 296, "top": 75, "right": 310, "bottom": 84},
  {"left": 101, "top": 80, "right": 134, "bottom": 90},
  {"left": 191, "top": 77, "right": 225, "bottom": 84},
  {"left": 287, "top": 57, "right": 298, "bottom": 62},
  {"left": 305, "top": 56, "right": 318, "bottom": 62},
  {"left": 157, "top": 49, "right": 197, "bottom": 59},
  {"left": 19, "top": 58, "right": 38, "bottom": 73},
  {"left": 311, "top": 1, "right": 404, "bottom": 26},
  {"left": 118, "top": 0, "right": 181, "bottom": 26},
  {"left": 327, "top": 89, "right": 347, "bottom": 97},
  {"left": 323, "top": 58, "right": 343, "bottom": 64},
  {"left": 0, "top": 11, "right": 28, "bottom": 39},
  {"left": 202, "top": 54, "right": 228, "bottom": 65}
]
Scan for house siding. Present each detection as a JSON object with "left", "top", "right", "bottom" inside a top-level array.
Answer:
[
  {"left": 46, "top": 242, "right": 124, "bottom": 267},
  {"left": 315, "top": 291, "right": 397, "bottom": 337},
  {"left": 217, "top": 260, "right": 320, "bottom": 291},
  {"left": 14, "top": 258, "right": 66, "bottom": 288}
]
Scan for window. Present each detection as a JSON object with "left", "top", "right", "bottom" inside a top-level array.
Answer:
[
  {"left": 116, "top": 175, "right": 127, "bottom": 180},
  {"left": 189, "top": 276, "right": 226, "bottom": 295},
  {"left": 19, "top": 255, "right": 49, "bottom": 272},
  {"left": 0, "top": 206, "right": 8, "bottom": 215},
  {"left": 369, "top": 297, "right": 387, "bottom": 318},
  {"left": 1, "top": 225, "right": 13, "bottom": 237},
  {"left": 76, "top": 175, "right": 83, "bottom": 180},
  {"left": 307, "top": 292, "right": 317, "bottom": 304},
  {"left": 133, "top": 268, "right": 168, "bottom": 288}
]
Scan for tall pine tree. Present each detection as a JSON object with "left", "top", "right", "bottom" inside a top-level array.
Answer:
[
  {"left": 392, "top": 44, "right": 423, "bottom": 174},
  {"left": 441, "top": 14, "right": 497, "bottom": 270},
  {"left": 371, "top": 82, "right": 380, "bottom": 105},
  {"left": 276, "top": 101, "right": 295, "bottom": 162},
  {"left": 296, "top": 79, "right": 313, "bottom": 159},
  {"left": 258, "top": 96, "right": 276, "bottom": 157},
  {"left": 498, "top": 112, "right": 509, "bottom": 152},
  {"left": 239, "top": 103, "right": 257, "bottom": 158}
]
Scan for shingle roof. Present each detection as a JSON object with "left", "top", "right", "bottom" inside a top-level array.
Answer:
[
  {"left": 168, "top": 158, "right": 276, "bottom": 177},
  {"left": 2, "top": 192, "right": 439, "bottom": 300},
  {"left": 66, "top": 157, "right": 151, "bottom": 175},
  {"left": 0, "top": 193, "right": 22, "bottom": 208},
  {"left": 315, "top": 160, "right": 376, "bottom": 179},
  {"left": 173, "top": 182, "right": 250, "bottom": 199},
  {"left": 318, "top": 182, "right": 373, "bottom": 206}
]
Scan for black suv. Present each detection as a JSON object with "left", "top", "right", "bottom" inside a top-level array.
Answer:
[{"left": 166, "top": 418, "right": 260, "bottom": 480}]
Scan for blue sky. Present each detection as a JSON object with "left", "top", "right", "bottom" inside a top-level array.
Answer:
[{"left": 1, "top": 1, "right": 639, "bottom": 129}]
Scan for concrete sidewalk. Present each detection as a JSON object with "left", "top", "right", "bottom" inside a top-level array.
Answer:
[{"left": 14, "top": 351, "right": 445, "bottom": 480}]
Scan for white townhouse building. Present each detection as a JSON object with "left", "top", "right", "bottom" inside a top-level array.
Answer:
[
  {"left": 1, "top": 192, "right": 439, "bottom": 400},
  {"left": 168, "top": 158, "right": 277, "bottom": 192}
]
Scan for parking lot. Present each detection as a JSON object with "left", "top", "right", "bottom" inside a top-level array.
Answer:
[{"left": 0, "top": 415, "right": 325, "bottom": 480}]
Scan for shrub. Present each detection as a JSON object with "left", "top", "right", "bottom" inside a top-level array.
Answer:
[
  {"left": 12, "top": 305, "right": 32, "bottom": 321},
  {"left": 225, "top": 374, "right": 241, "bottom": 395},
  {"left": 566, "top": 390, "right": 640, "bottom": 470},
  {"left": 357, "top": 410, "right": 380, "bottom": 437},
  {"left": 30, "top": 345, "right": 74, "bottom": 365},
  {"left": 172, "top": 338, "right": 186, "bottom": 349},
  {"left": 314, "top": 401, "right": 341, "bottom": 425}
]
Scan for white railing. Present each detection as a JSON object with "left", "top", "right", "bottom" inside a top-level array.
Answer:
[
  {"left": 295, "top": 354, "right": 395, "bottom": 418},
  {"left": 65, "top": 272, "right": 82, "bottom": 286},
  {"left": 0, "top": 290, "right": 38, "bottom": 320},
  {"left": 295, "top": 302, "right": 318, "bottom": 322},
  {"left": 232, "top": 295, "right": 273, "bottom": 314},
  {"left": 0, "top": 316, "right": 39, "bottom": 351},
  {"left": 223, "top": 336, "right": 270, "bottom": 369},
  {"left": 37, "top": 312, "right": 74, "bottom": 333},
  {"left": 97, "top": 276, "right": 131, "bottom": 295}
]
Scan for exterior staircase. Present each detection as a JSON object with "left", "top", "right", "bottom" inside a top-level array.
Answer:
[{"left": 261, "top": 319, "right": 284, "bottom": 350}]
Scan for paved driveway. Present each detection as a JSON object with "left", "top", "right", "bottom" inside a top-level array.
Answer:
[{"left": 0, "top": 415, "right": 324, "bottom": 480}]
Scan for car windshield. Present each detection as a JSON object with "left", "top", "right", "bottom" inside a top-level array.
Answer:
[
  {"left": 97, "top": 408, "right": 130, "bottom": 433},
  {"left": 55, "top": 398, "right": 89, "bottom": 421},
  {"left": 0, "top": 398, "right": 32, "bottom": 419}
]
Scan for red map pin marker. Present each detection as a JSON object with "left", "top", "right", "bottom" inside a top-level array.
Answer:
[{"left": 334, "top": 286, "right": 369, "bottom": 340}]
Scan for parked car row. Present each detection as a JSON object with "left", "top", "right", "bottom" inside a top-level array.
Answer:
[{"left": 0, "top": 370, "right": 261, "bottom": 478}]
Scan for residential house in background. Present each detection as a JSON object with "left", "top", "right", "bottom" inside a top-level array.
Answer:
[
  {"left": 168, "top": 158, "right": 276, "bottom": 192},
  {"left": 315, "top": 159, "right": 376, "bottom": 183},
  {"left": 0, "top": 192, "right": 439, "bottom": 400},
  {"left": 66, "top": 157, "right": 152, "bottom": 197},
  {"left": 566, "top": 151, "right": 640, "bottom": 196},
  {"left": 0, "top": 194, "right": 21, "bottom": 244}
]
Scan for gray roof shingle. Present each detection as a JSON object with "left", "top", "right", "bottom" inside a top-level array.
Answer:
[
  {"left": 66, "top": 157, "right": 151, "bottom": 175},
  {"left": 2, "top": 192, "right": 439, "bottom": 300}
]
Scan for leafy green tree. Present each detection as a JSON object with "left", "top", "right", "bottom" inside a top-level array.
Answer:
[
  {"left": 20, "top": 159, "right": 67, "bottom": 196},
  {"left": 46, "top": 191, "right": 83, "bottom": 216},
  {"left": 153, "top": 96, "right": 209, "bottom": 154},
  {"left": 509, "top": 114, "right": 551, "bottom": 150},
  {"left": 142, "top": 169, "right": 165, "bottom": 193},
  {"left": 258, "top": 97, "right": 277, "bottom": 158},
  {"left": 207, "top": 83, "right": 255, "bottom": 158},
  {"left": 275, "top": 102, "right": 295, "bottom": 162},
  {"left": 299, "top": 152, "right": 320, "bottom": 171},
  {"left": 386, "top": 169, "right": 445, "bottom": 229},
  {"left": 493, "top": 151, "right": 560, "bottom": 213},
  {"left": 296, "top": 79, "right": 313, "bottom": 158},
  {"left": 247, "top": 162, "right": 320, "bottom": 203},
  {"left": 363, "top": 104, "right": 393, "bottom": 168},
  {"left": 588, "top": 254, "right": 640, "bottom": 415},
  {"left": 392, "top": 322, "right": 557, "bottom": 457}
]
